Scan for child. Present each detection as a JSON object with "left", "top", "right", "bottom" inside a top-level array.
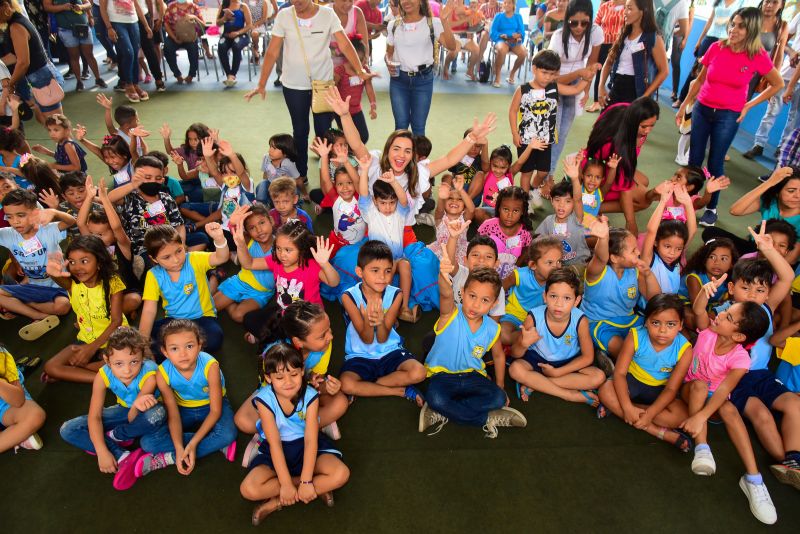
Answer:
[
  {"left": 56, "top": 172, "right": 96, "bottom": 238},
  {"left": 581, "top": 219, "right": 660, "bottom": 362},
  {"left": 42, "top": 236, "right": 129, "bottom": 383},
  {"left": 510, "top": 268, "right": 605, "bottom": 406},
  {"left": 96, "top": 95, "right": 145, "bottom": 153},
  {"left": 0, "top": 127, "right": 28, "bottom": 188},
  {"left": 18, "top": 156, "right": 64, "bottom": 206},
  {"left": 31, "top": 114, "right": 88, "bottom": 173},
  {"left": 313, "top": 140, "right": 365, "bottom": 248},
  {"left": 679, "top": 238, "right": 738, "bottom": 325},
  {"left": 420, "top": 257, "right": 526, "bottom": 438},
  {"left": 134, "top": 320, "right": 237, "bottom": 478},
  {"left": 472, "top": 144, "right": 537, "bottom": 224},
  {"left": 534, "top": 179, "right": 590, "bottom": 267},
  {"left": 429, "top": 176, "right": 474, "bottom": 264},
  {"left": 663, "top": 167, "right": 729, "bottom": 223},
  {"left": 333, "top": 36, "right": 377, "bottom": 144},
  {"left": 357, "top": 158, "right": 417, "bottom": 322},
  {"left": 76, "top": 129, "right": 134, "bottom": 187},
  {"left": 509, "top": 49, "right": 590, "bottom": 206},
  {"left": 338, "top": 241, "right": 426, "bottom": 405},
  {"left": 682, "top": 275, "right": 775, "bottom": 524},
  {"left": 159, "top": 122, "right": 211, "bottom": 202},
  {"left": 309, "top": 132, "right": 359, "bottom": 214},
  {"left": 146, "top": 150, "right": 188, "bottom": 206},
  {"left": 214, "top": 204, "right": 276, "bottom": 323},
  {"left": 138, "top": 224, "right": 230, "bottom": 355},
  {"left": 500, "top": 236, "right": 563, "bottom": 345},
  {"left": 447, "top": 127, "right": 490, "bottom": 206},
  {"left": 596, "top": 294, "right": 694, "bottom": 452},
  {"left": 240, "top": 343, "right": 349, "bottom": 526},
  {"left": 577, "top": 156, "right": 605, "bottom": 231},
  {"left": 477, "top": 186, "right": 532, "bottom": 280},
  {"left": 267, "top": 177, "right": 313, "bottom": 232},
  {"left": 0, "top": 190, "right": 74, "bottom": 340},
  {"left": 0, "top": 345, "right": 45, "bottom": 453},
  {"left": 256, "top": 133, "right": 299, "bottom": 207},
  {"left": 59, "top": 327, "right": 166, "bottom": 490}
]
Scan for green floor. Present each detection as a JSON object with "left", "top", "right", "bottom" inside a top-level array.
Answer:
[{"left": 1, "top": 91, "right": 796, "bottom": 532}]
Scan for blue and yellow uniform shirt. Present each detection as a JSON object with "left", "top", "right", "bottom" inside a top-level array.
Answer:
[
  {"left": 425, "top": 306, "right": 501, "bottom": 377},
  {"left": 100, "top": 360, "right": 158, "bottom": 408},
  {"left": 237, "top": 239, "right": 276, "bottom": 294},
  {"left": 527, "top": 305, "right": 585, "bottom": 362},
  {"left": 253, "top": 384, "right": 318, "bottom": 442},
  {"left": 159, "top": 352, "right": 226, "bottom": 407},
  {"left": 505, "top": 266, "right": 545, "bottom": 323},
  {"left": 628, "top": 327, "right": 690, "bottom": 386},
  {"left": 342, "top": 283, "right": 403, "bottom": 360},
  {"left": 678, "top": 271, "right": 728, "bottom": 304},
  {"left": 143, "top": 251, "right": 216, "bottom": 320},
  {"left": 581, "top": 265, "right": 639, "bottom": 324},
  {"left": 777, "top": 338, "right": 800, "bottom": 393}
]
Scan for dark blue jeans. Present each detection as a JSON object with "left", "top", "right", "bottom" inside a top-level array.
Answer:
[
  {"left": 425, "top": 372, "right": 506, "bottom": 426},
  {"left": 139, "top": 399, "right": 237, "bottom": 458},
  {"left": 111, "top": 22, "right": 141, "bottom": 85},
  {"left": 60, "top": 404, "right": 167, "bottom": 460},
  {"left": 282, "top": 86, "right": 336, "bottom": 177},
  {"left": 179, "top": 177, "right": 205, "bottom": 203},
  {"left": 688, "top": 102, "right": 741, "bottom": 209},
  {"left": 218, "top": 34, "right": 250, "bottom": 77},
  {"left": 389, "top": 69, "right": 434, "bottom": 136},
  {"left": 164, "top": 36, "right": 199, "bottom": 79},
  {"left": 92, "top": 4, "right": 118, "bottom": 63}
]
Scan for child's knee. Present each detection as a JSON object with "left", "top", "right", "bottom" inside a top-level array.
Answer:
[
  {"left": 746, "top": 400, "right": 774, "bottom": 428},
  {"left": 53, "top": 298, "right": 71, "bottom": 315},
  {"left": 143, "top": 405, "right": 167, "bottom": 427},
  {"left": 406, "top": 361, "right": 426, "bottom": 383},
  {"left": 240, "top": 475, "right": 261, "bottom": 500},
  {"left": 586, "top": 367, "right": 606, "bottom": 387},
  {"left": 508, "top": 359, "right": 526, "bottom": 380},
  {"left": 333, "top": 462, "right": 350, "bottom": 487},
  {"left": 339, "top": 373, "right": 359, "bottom": 395},
  {"left": 686, "top": 380, "right": 709, "bottom": 396},
  {"left": 718, "top": 401, "right": 739, "bottom": 421}
]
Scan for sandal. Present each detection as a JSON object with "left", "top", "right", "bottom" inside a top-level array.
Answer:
[
  {"left": 19, "top": 315, "right": 60, "bottom": 341},
  {"left": 671, "top": 428, "right": 694, "bottom": 453},
  {"left": 321, "top": 491, "right": 335, "bottom": 507},
  {"left": 398, "top": 305, "right": 420, "bottom": 323},
  {"left": 515, "top": 382, "right": 533, "bottom": 402},
  {"left": 596, "top": 403, "right": 608, "bottom": 419},
  {"left": 404, "top": 385, "right": 424, "bottom": 407},
  {"left": 578, "top": 389, "right": 599, "bottom": 407},
  {"left": 492, "top": 81, "right": 501, "bottom": 88},
  {"left": 125, "top": 90, "right": 140, "bottom": 103}
]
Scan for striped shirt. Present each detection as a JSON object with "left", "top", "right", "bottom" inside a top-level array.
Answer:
[
  {"left": 595, "top": 0, "right": 626, "bottom": 45},
  {"left": 779, "top": 128, "right": 800, "bottom": 168}
]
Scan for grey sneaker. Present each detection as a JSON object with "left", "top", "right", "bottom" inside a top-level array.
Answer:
[
  {"left": 691, "top": 448, "right": 716, "bottom": 476},
  {"left": 415, "top": 212, "right": 436, "bottom": 227},
  {"left": 132, "top": 255, "right": 145, "bottom": 279},
  {"left": 698, "top": 210, "right": 718, "bottom": 227},
  {"left": 594, "top": 350, "right": 615, "bottom": 378},
  {"left": 134, "top": 451, "right": 175, "bottom": 477},
  {"left": 483, "top": 407, "right": 527, "bottom": 438},
  {"left": 739, "top": 476, "right": 777, "bottom": 525},
  {"left": 770, "top": 458, "right": 800, "bottom": 490},
  {"left": 242, "top": 433, "right": 263, "bottom": 468},
  {"left": 418, "top": 402, "right": 448, "bottom": 435}
]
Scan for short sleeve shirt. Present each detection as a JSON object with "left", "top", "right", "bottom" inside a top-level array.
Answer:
[
  {"left": 121, "top": 192, "right": 184, "bottom": 256},
  {"left": 698, "top": 42, "right": 774, "bottom": 112},
  {"left": 0, "top": 222, "right": 63, "bottom": 287},
  {"left": 387, "top": 16, "right": 444, "bottom": 72},
  {"left": 71, "top": 276, "right": 129, "bottom": 344},
  {"left": 534, "top": 213, "right": 591, "bottom": 266},
  {"left": 548, "top": 26, "right": 604, "bottom": 75}
]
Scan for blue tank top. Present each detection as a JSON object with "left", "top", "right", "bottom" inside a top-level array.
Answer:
[
  {"left": 581, "top": 265, "right": 639, "bottom": 323},
  {"left": 425, "top": 306, "right": 500, "bottom": 376},
  {"left": 581, "top": 187, "right": 602, "bottom": 218},
  {"left": 238, "top": 240, "right": 276, "bottom": 293},
  {"left": 639, "top": 253, "right": 681, "bottom": 309},
  {"left": 223, "top": 8, "right": 246, "bottom": 33},
  {"left": 99, "top": 360, "right": 158, "bottom": 408},
  {"left": 528, "top": 305, "right": 585, "bottom": 362},
  {"left": 253, "top": 384, "right": 318, "bottom": 442},
  {"left": 342, "top": 283, "right": 403, "bottom": 360},
  {"left": 714, "top": 301, "right": 774, "bottom": 371},
  {"left": 159, "top": 352, "right": 227, "bottom": 407},
  {"left": 505, "top": 266, "right": 545, "bottom": 322},
  {"left": 260, "top": 339, "right": 332, "bottom": 378},
  {"left": 678, "top": 271, "right": 728, "bottom": 304},
  {"left": 627, "top": 327, "right": 690, "bottom": 386}
]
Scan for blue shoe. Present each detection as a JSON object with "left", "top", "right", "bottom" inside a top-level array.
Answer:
[
  {"left": 404, "top": 385, "right": 423, "bottom": 406},
  {"left": 698, "top": 210, "right": 718, "bottom": 227}
]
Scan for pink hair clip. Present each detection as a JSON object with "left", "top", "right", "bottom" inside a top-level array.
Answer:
[
  {"left": 19, "top": 153, "right": 32, "bottom": 168},
  {"left": 701, "top": 167, "right": 711, "bottom": 179}
]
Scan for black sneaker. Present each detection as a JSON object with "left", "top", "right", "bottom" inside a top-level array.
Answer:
[
  {"left": 114, "top": 82, "right": 126, "bottom": 93},
  {"left": 273, "top": 79, "right": 282, "bottom": 87},
  {"left": 742, "top": 145, "right": 764, "bottom": 160}
]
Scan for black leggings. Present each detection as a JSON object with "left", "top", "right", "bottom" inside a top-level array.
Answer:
[
  {"left": 138, "top": 18, "right": 163, "bottom": 81},
  {"left": 335, "top": 110, "right": 369, "bottom": 144},
  {"left": 593, "top": 43, "right": 612, "bottom": 101}
]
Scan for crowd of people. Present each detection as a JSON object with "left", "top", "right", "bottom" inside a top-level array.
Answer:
[{"left": 2, "top": 0, "right": 800, "bottom": 528}]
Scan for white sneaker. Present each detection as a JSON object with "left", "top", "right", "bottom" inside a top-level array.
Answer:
[
  {"left": 691, "top": 448, "right": 716, "bottom": 476},
  {"left": 321, "top": 421, "right": 342, "bottom": 441},
  {"left": 415, "top": 212, "right": 436, "bottom": 227},
  {"left": 528, "top": 188, "right": 543, "bottom": 209},
  {"left": 15, "top": 433, "right": 43, "bottom": 451},
  {"left": 241, "top": 433, "right": 263, "bottom": 468},
  {"left": 739, "top": 476, "right": 777, "bottom": 525},
  {"left": 418, "top": 402, "right": 448, "bottom": 435}
]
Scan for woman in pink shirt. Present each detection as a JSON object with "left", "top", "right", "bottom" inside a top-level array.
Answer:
[{"left": 676, "top": 7, "right": 783, "bottom": 228}]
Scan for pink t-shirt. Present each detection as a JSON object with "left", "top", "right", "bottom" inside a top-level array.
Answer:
[
  {"left": 429, "top": 1, "right": 441, "bottom": 17},
  {"left": 481, "top": 171, "right": 514, "bottom": 208},
  {"left": 264, "top": 255, "right": 323, "bottom": 309},
  {"left": 698, "top": 42, "right": 773, "bottom": 112},
  {"left": 684, "top": 328, "right": 750, "bottom": 393},
  {"left": 663, "top": 193, "right": 701, "bottom": 222},
  {"left": 477, "top": 217, "right": 532, "bottom": 280},
  {"left": 334, "top": 64, "right": 367, "bottom": 114}
]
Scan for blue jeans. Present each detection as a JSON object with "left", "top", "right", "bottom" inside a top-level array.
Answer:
[
  {"left": 92, "top": 4, "right": 118, "bottom": 62},
  {"left": 282, "top": 86, "right": 336, "bottom": 177},
  {"left": 179, "top": 177, "right": 205, "bottom": 203},
  {"left": 218, "top": 34, "right": 250, "bottom": 77},
  {"left": 688, "top": 102, "right": 741, "bottom": 209},
  {"left": 389, "top": 69, "right": 435, "bottom": 136},
  {"left": 425, "top": 373, "right": 506, "bottom": 426},
  {"left": 164, "top": 36, "right": 200, "bottom": 79},
  {"left": 60, "top": 404, "right": 167, "bottom": 460},
  {"left": 754, "top": 83, "right": 800, "bottom": 149},
  {"left": 111, "top": 22, "right": 141, "bottom": 85},
  {"left": 550, "top": 83, "right": 577, "bottom": 174},
  {"left": 139, "top": 399, "right": 237, "bottom": 458}
]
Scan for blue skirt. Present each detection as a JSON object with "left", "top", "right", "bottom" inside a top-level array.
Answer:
[
  {"left": 249, "top": 435, "right": 341, "bottom": 476},
  {"left": 0, "top": 283, "right": 68, "bottom": 303}
]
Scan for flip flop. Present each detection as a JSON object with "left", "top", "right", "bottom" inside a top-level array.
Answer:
[
  {"left": 515, "top": 382, "right": 533, "bottom": 402},
  {"left": 404, "top": 385, "right": 423, "bottom": 406},
  {"left": 579, "top": 389, "right": 599, "bottom": 407},
  {"left": 15, "top": 356, "right": 31, "bottom": 367},
  {"left": 671, "top": 428, "right": 694, "bottom": 453},
  {"left": 492, "top": 81, "right": 501, "bottom": 88},
  {"left": 19, "top": 315, "right": 60, "bottom": 341},
  {"left": 596, "top": 403, "right": 608, "bottom": 419}
]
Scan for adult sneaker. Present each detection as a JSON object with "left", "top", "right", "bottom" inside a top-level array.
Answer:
[
  {"left": 770, "top": 458, "right": 800, "bottom": 490},
  {"left": 698, "top": 210, "right": 718, "bottom": 227},
  {"left": 242, "top": 433, "right": 263, "bottom": 468},
  {"left": 742, "top": 145, "right": 764, "bottom": 159},
  {"left": 739, "top": 476, "right": 777, "bottom": 524},
  {"left": 418, "top": 402, "right": 448, "bottom": 435},
  {"left": 691, "top": 447, "right": 716, "bottom": 475},
  {"left": 528, "top": 188, "right": 543, "bottom": 209}
]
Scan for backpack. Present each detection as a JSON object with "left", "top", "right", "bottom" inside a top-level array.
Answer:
[
  {"left": 654, "top": 0, "right": 682, "bottom": 38},
  {"left": 478, "top": 58, "right": 491, "bottom": 83}
]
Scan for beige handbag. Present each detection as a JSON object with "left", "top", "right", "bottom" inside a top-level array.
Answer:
[{"left": 292, "top": 7, "right": 335, "bottom": 113}]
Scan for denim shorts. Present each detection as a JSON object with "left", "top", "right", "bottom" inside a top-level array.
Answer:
[
  {"left": 58, "top": 27, "right": 93, "bottom": 48},
  {"left": 23, "top": 63, "right": 66, "bottom": 113}
]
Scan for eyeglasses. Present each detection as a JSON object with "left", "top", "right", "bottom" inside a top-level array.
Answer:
[{"left": 568, "top": 19, "right": 590, "bottom": 28}]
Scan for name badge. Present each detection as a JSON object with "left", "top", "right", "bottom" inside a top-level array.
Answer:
[
  {"left": 146, "top": 200, "right": 166, "bottom": 216},
  {"left": 349, "top": 75, "right": 363, "bottom": 87},
  {"left": 632, "top": 42, "right": 645, "bottom": 53},
  {"left": 531, "top": 89, "right": 546, "bottom": 100},
  {"left": 582, "top": 192, "right": 597, "bottom": 207},
  {"left": 297, "top": 18, "right": 312, "bottom": 28},
  {"left": 224, "top": 187, "right": 241, "bottom": 199},
  {"left": 460, "top": 155, "right": 475, "bottom": 166},
  {"left": 113, "top": 171, "right": 130, "bottom": 185},
  {"left": 496, "top": 177, "right": 512, "bottom": 190},
  {"left": 203, "top": 177, "right": 219, "bottom": 188},
  {"left": 554, "top": 223, "right": 568, "bottom": 235},
  {"left": 667, "top": 206, "right": 685, "bottom": 218},
  {"left": 506, "top": 235, "right": 520, "bottom": 249},
  {"left": 715, "top": 17, "right": 730, "bottom": 26},
  {"left": 404, "top": 22, "right": 417, "bottom": 31},
  {"left": 19, "top": 236, "right": 43, "bottom": 256}
]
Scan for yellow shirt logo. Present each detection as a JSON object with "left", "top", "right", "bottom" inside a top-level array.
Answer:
[
  {"left": 183, "top": 283, "right": 195, "bottom": 295},
  {"left": 298, "top": 411, "right": 306, "bottom": 421},
  {"left": 627, "top": 286, "right": 637, "bottom": 299},
  {"left": 563, "top": 334, "right": 573, "bottom": 346},
  {"left": 472, "top": 345, "right": 485, "bottom": 358}
]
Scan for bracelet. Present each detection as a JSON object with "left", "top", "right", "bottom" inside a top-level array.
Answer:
[
  {"left": 214, "top": 240, "right": 228, "bottom": 248},
  {"left": 300, "top": 480, "right": 314, "bottom": 485}
]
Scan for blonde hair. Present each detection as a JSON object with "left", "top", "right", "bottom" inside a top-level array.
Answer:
[{"left": 720, "top": 7, "right": 764, "bottom": 58}]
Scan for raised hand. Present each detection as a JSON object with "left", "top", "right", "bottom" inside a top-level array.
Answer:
[
  {"left": 748, "top": 219, "right": 774, "bottom": 252},
  {"left": 159, "top": 123, "right": 172, "bottom": 140},
  {"left": 673, "top": 183, "right": 692, "bottom": 205},
  {"left": 74, "top": 124, "right": 87, "bottom": 141},
  {"left": 446, "top": 217, "right": 471, "bottom": 238},
  {"left": 519, "top": 322, "right": 541, "bottom": 347},
  {"left": 588, "top": 215, "right": 609, "bottom": 239},
  {"left": 453, "top": 174, "right": 466, "bottom": 191},
  {"left": 169, "top": 150, "right": 185, "bottom": 166},
  {"left": 439, "top": 252, "right": 454, "bottom": 283},
  {"left": 311, "top": 137, "right": 331, "bottom": 158},
  {"left": 378, "top": 171, "right": 395, "bottom": 184},
  {"left": 654, "top": 180, "right": 674, "bottom": 198},
  {"left": 216, "top": 139, "right": 234, "bottom": 157},
  {"left": 606, "top": 153, "right": 621, "bottom": 170},
  {"left": 438, "top": 181, "right": 451, "bottom": 201},
  {"left": 563, "top": 152, "right": 582, "bottom": 180},
  {"left": 96, "top": 93, "right": 112, "bottom": 109},
  {"left": 310, "top": 236, "right": 334, "bottom": 265},
  {"left": 705, "top": 175, "right": 730, "bottom": 194},
  {"left": 201, "top": 136, "right": 215, "bottom": 158},
  {"left": 84, "top": 175, "right": 98, "bottom": 199},
  {"left": 205, "top": 222, "right": 225, "bottom": 242},
  {"left": 332, "top": 143, "right": 349, "bottom": 165},
  {"left": 702, "top": 273, "right": 727, "bottom": 300},
  {"left": 38, "top": 188, "right": 60, "bottom": 209},
  {"left": 129, "top": 126, "right": 150, "bottom": 138},
  {"left": 470, "top": 112, "right": 498, "bottom": 141},
  {"left": 228, "top": 204, "right": 251, "bottom": 231},
  {"left": 46, "top": 251, "right": 70, "bottom": 278},
  {"left": 324, "top": 86, "right": 352, "bottom": 116}
]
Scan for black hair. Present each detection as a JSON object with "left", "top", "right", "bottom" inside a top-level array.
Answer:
[
  {"left": 735, "top": 301, "right": 770, "bottom": 346},
  {"left": 655, "top": 220, "right": 689, "bottom": 248},
  {"left": 219, "top": 153, "right": 249, "bottom": 175},
  {"left": 184, "top": 123, "right": 211, "bottom": 156},
  {"left": 684, "top": 238, "right": 739, "bottom": 278},
  {"left": 65, "top": 235, "right": 118, "bottom": 319},
  {"left": 489, "top": 145, "right": 513, "bottom": 167},
  {"left": 731, "top": 258, "right": 775, "bottom": 288},
  {"left": 464, "top": 267, "right": 502, "bottom": 299},
  {"left": 134, "top": 155, "right": 165, "bottom": 172},
  {"left": 357, "top": 240, "right": 394, "bottom": 268},
  {"left": 59, "top": 171, "right": 86, "bottom": 191},
  {"left": 549, "top": 179, "right": 573, "bottom": 199},
  {"left": 146, "top": 150, "right": 170, "bottom": 168},
  {"left": 113, "top": 105, "right": 138, "bottom": 127},
  {"left": 761, "top": 166, "right": 800, "bottom": 211},
  {"left": 159, "top": 318, "right": 205, "bottom": 349},
  {"left": 0, "top": 126, "right": 26, "bottom": 152},
  {"left": 273, "top": 221, "right": 315, "bottom": 269},
  {"left": 608, "top": 227, "right": 634, "bottom": 259},
  {"left": 372, "top": 179, "right": 398, "bottom": 201},
  {"left": 2, "top": 188, "right": 37, "bottom": 208},
  {"left": 545, "top": 267, "right": 582, "bottom": 295},
  {"left": 87, "top": 206, "right": 110, "bottom": 226},
  {"left": 532, "top": 49, "right": 562, "bottom": 71},
  {"left": 101, "top": 135, "right": 132, "bottom": 172},
  {"left": 243, "top": 203, "right": 273, "bottom": 236},
  {"left": 681, "top": 166, "right": 705, "bottom": 195},
  {"left": 282, "top": 301, "right": 328, "bottom": 344},
  {"left": 644, "top": 293, "right": 685, "bottom": 322},
  {"left": 494, "top": 186, "right": 531, "bottom": 230},
  {"left": 269, "top": 133, "right": 297, "bottom": 162},
  {"left": 467, "top": 235, "right": 499, "bottom": 257},
  {"left": 324, "top": 128, "right": 347, "bottom": 147},
  {"left": 562, "top": 0, "right": 594, "bottom": 60},
  {"left": 764, "top": 218, "right": 798, "bottom": 250},
  {"left": 350, "top": 35, "right": 367, "bottom": 57},
  {"left": 259, "top": 343, "right": 307, "bottom": 404},
  {"left": 415, "top": 135, "right": 432, "bottom": 159}
]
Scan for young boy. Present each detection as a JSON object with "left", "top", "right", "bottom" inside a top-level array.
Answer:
[
  {"left": 0, "top": 345, "right": 45, "bottom": 453},
  {"left": 57, "top": 172, "right": 101, "bottom": 239},
  {"left": 0, "top": 189, "right": 74, "bottom": 339},
  {"left": 339, "top": 240, "right": 426, "bottom": 405},
  {"left": 0, "top": 171, "right": 18, "bottom": 228},
  {"left": 534, "top": 178, "right": 591, "bottom": 267},
  {"left": 447, "top": 127, "right": 490, "bottom": 206},
  {"left": 420, "top": 256, "right": 526, "bottom": 438},
  {"left": 146, "top": 150, "right": 188, "bottom": 206},
  {"left": 509, "top": 49, "right": 590, "bottom": 207},
  {"left": 357, "top": 161, "right": 417, "bottom": 322},
  {"left": 267, "top": 177, "right": 314, "bottom": 232},
  {"left": 96, "top": 95, "right": 145, "bottom": 156}
]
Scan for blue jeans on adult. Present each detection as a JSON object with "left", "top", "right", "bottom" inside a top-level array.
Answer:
[
  {"left": 218, "top": 34, "right": 250, "bottom": 77},
  {"left": 60, "top": 404, "right": 167, "bottom": 460},
  {"left": 139, "top": 399, "right": 237, "bottom": 458},
  {"left": 282, "top": 86, "right": 336, "bottom": 177},
  {"left": 550, "top": 89, "right": 577, "bottom": 174},
  {"left": 164, "top": 36, "right": 200, "bottom": 79},
  {"left": 425, "top": 372, "right": 506, "bottom": 426},
  {"left": 92, "top": 4, "right": 118, "bottom": 63},
  {"left": 389, "top": 69, "right": 435, "bottom": 136},
  {"left": 688, "top": 102, "right": 741, "bottom": 210},
  {"left": 754, "top": 83, "right": 800, "bottom": 150},
  {"left": 111, "top": 22, "right": 141, "bottom": 85}
]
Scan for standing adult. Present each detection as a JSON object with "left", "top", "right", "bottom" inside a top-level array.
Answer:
[
  {"left": 598, "top": 0, "right": 668, "bottom": 106},
  {"left": 91, "top": 0, "right": 118, "bottom": 67},
  {"left": 548, "top": 0, "right": 603, "bottom": 174},
  {"left": 138, "top": 0, "right": 166, "bottom": 92},
  {"left": 652, "top": 0, "right": 689, "bottom": 105},
  {"left": 490, "top": 0, "right": 526, "bottom": 87},
  {"left": 245, "top": 0, "right": 372, "bottom": 186},
  {"left": 217, "top": 0, "right": 252, "bottom": 87},
  {"left": 385, "top": 0, "right": 458, "bottom": 135},
  {"left": 100, "top": 0, "right": 149, "bottom": 102},
  {"left": 0, "top": 0, "right": 65, "bottom": 120},
  {"left": 330, "top": 0, "right": 369, "bottom": 64},
  {"left": 356, "top": 0, "right": 383, "bottom": 47},
  {"left": 677, "top": 7, "right": 783, "bottom": 227},
  {"left": 163, "top": 0, "right": 205, "bottom": 83},
  {"left": 43, "top": 0, "right": 106, "bottom": 91},
  {"left": 588, "top": 0, "right": 625, "bottom": 112}
]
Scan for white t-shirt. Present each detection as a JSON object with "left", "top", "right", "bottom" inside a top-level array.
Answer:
[
  {"left": 548, "top": 26, "right": 604, "bottom": 75},
  {"left": 780, "top": 12, "right": 800, "bottom": 81},
  {"left": 273, "top": 6, "right": 343, "bottom": 90},
  {"left": 386, "top": 16, "right": 444, "bottom": 72},
  {"left": 358, "top": 194, "right": 410, "bottom": 259},
  {"left": 366, "top": 150, "right": 431, "bottom": 226},
  {"left": 333, "top": 196, "right": 366, "bottom": 244},
  {"left": 105, "top": 0, "right": 140, "bottom": 24},
  {"left": 655, "top": 0, "right": 689, "bottom": 48},
  {"left": 616, "top": 35, "right": 641, "bottom": 76},
  {"left": 450, "top": 264, "right": 505, "bottom": 318}
]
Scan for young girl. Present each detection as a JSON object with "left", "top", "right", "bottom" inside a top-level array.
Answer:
[
  {"left": 76, "top": 128, "right": 134, "bottom": 187},
  {"left": 19, "top": 156, "right": 63, "bottom": 202},
  {"left": 42, "top": 236, "right": 129, "bottom": 384},
  {"left": 160, "top": 122, "right": 212, "bottom": 203},
  {"left": 313, "top": 138, "right": 364, "bottom": 249},
  {"left": 232, "top": 220, "right": 340, "bottom": 312},
  {"left": 138, "top": 223, "right": 230, "bottom": 355},
  {"left": 333, "top": 36, "right": 377, "bottom": 144},
  {"left": 134, "top": 320, "right": 238, "bottom": 478},
  {"left": 255, "top": 133, "right": 299, "bottom": 207},
  {"left": 581, "top": 218, "right": 660, "bottom": 361},
  {"left": 662, "top": 167, "right": 729, "bottom": 223},
  {"left": 500, "top": 236, "right": 563, "bottom": 345},
  {"left": 428, "top": 176, "right": 475, "bottom": 264},
  {"left": 59, "top": 327, "right": 166, "bottom": 491},
  {"left": 509, "top": 268, "right": 605, "bottom": 405},
  {"left": 596, "top": 294, "right": 694, "bottom": 452},
  {"left": 214, "top": 204, "right": 276, "bottom": 323},
  {"left": 477, "top": 186, "right": 533, "bottom": 280},
  {"left": 472, "top": 144, "right": 535, "bottom": 224},
  {"left": 309, "top": 130, "right": 359, "bottom": 214},
  {"left": 240, "top": 343, "right": 349, "bottom": 526},
  {"left": 679, "top": 238, "right": 738, "bottom": 323},
  {"left": 31, "top": 114, "right": 88, "bottom": 173},
  {"left": 0, "top": 345, "right": 45, "bottom": 454},
  {"left": 578, "top": 157, "right": 606, "bottom": 231},
  {"left": 0, "top": 127, "right": 29, "bottom": 188}
]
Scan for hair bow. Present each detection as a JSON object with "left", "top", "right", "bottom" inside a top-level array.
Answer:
[{"left": 701, "top": 167, "right": 711, "bottom": 179}]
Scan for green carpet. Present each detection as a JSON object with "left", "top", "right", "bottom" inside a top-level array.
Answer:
[{"left": 1, "top": 91, "right": 795, "bottom": 532}]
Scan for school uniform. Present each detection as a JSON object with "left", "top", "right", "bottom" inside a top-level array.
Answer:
[
  {"left": 0, "top": 348, "right": 31, "bottom": 424},
  {"left": 521, "top": 306, "right": 586, "bottom": 371},
  {"left": 678, "top": 271, "right": 728, "bottom": 304},
  {"left": 218, "top": 240, "right": 276, "bottom": 307},
  {"left": 502, "top": 267, "right": 544, "bottom": 327},
  {"left": 581, "top": 265, "right": 643, "bottom": 351},
  {"left": 624, "top": 327, "right": 690, "bottom": 404}
]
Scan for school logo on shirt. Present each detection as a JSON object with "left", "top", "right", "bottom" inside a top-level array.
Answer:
[
  {"left": 627, "top": 286, "right": 637, "bottom": 299},
  {"left": 563, "top": 334, "right": 573, "bottom": 346},
  {"left": 202, "top": 386, "right": 209, "bottom": 393},
  {"left": 298, "top": 410, "right": 307, "bottom": 421},
  {"left": 183, "top": 283, "right": 195, "bottom": 295},
  {"left": 659, "top": 366, "right": 674, "bottom": 373},
  {"left": 472, "top": 345, "right": 485, "bottom": 359}
]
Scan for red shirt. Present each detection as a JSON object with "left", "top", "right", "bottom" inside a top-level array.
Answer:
[
  {"left": 595, "top": 1, "right": 625, "bottom": 45},
  {"left": 356, "top": 0, "right": 382, "bottom": 26},
  {"left": 335, "top": 64, "right": 367, "bottom": 114}
]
